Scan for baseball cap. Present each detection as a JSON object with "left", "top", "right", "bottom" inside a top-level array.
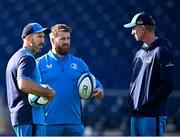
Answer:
[
  {"left": 123, "top": 12, "right": 155, "bottom": 28},
  {"left": 21, "top": 23, "right": 51, "bottom": 39}
]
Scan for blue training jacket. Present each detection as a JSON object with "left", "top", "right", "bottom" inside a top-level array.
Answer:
[
  {"left": 127, "top": 38, "right": 175, "bottom": 116},
  {"left": 37, "top": 50, "right": 103, "bottom": 124}
]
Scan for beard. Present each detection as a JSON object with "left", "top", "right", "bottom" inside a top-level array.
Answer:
[
  {"left": 31, "top": 41, "right": 44, "bottom": 55},
  {"left": 55, "top": 44, "right": 70, "bottom": 56}
]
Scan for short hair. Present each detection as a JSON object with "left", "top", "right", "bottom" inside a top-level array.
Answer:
[
  {"left": 144, "top": 25, "right": 155, "bottom": 32},
  {"left": 50, "top": 24, "right": 71, "bottom": 38}
]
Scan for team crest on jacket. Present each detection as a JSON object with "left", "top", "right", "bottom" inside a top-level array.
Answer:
[
  {"left": 165, "top": 63, "right": 174, "bottom": 67},
  {"left": 145, "top": 56, "right": 152, "bottom": 63},
  {"left": 71, "top": 63, "right": 77, "bottom": 69}
]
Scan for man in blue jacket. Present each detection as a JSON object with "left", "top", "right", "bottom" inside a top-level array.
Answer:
[
  {"left": 124, "top": 12, "right": 175, "bottom": 136},
  {"left": 37, "top": 24, "right": 104, "bottom": 136}
]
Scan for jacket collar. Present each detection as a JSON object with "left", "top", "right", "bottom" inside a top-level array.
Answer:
[{"left": 48, "top": 50, "right": 69, "bottom": 62}]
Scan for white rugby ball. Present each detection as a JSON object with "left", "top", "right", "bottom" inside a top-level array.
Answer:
[
  {"left": 77, "top": 73, "right": 96, "bottom": 100},
  {"left": 28, "top": 84, "right": 49, "bottom": 107}
]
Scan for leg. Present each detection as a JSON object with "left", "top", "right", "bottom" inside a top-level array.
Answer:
[
  {"left": 159, "top": 116, "right": 167, "bottom": 136},
  {"left": 138, "top": 116, "right": 167, "bottom": 136},
  {"left": 130, "top": 117, "right": 140, "bottom": 136},
  {"left": 138, "top": 117, "right": 156, "bottom": 136},
  {"left": 36, "top": 124, "right": 46, "bottom": 136},
  {"left": 13, "top": 125, "right": 33, "bottom": 137},
  {"left": 46, "top": 125, "right": 64, "bottom": 136},
  {"left": 64, "top": 124, "right": 84, "bottom": 136},
  {"left": 13, "top": 124, "right": 46, "bottom": 137}
]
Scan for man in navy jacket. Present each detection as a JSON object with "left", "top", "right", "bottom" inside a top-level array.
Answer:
[{"left": 124, "top": 12, "right": 175, "bottom": 136}]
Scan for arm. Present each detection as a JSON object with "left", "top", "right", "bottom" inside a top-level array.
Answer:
[
  {"left": 93, "top": 79, "right": 104, "bottom": 100},
  {"left": 80, "top": 58, "right": 104, "bottom": 100},
  {"left": 148, "top": 81, "right": 174, "bottom": 105},
  {"left": 17, "top": 56, "right": 55, "bottom": 100},
  {"left": 148, "top": 46, "right": 175, "bottom": 105},
  {"left": 18, "top": 78, "right": 55, "bottom": 99}
]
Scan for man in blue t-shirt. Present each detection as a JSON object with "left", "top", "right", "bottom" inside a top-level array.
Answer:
[
  {"left": 6, "top": 23, "right": 55, "bottom": 137},
  {"left": 37, "top": 24, "right": 104, "bottom": 136}
]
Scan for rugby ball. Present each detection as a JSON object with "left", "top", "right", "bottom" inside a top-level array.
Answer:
[
  {"left": 77, "top": 73, "right": 96, "bottom": 100},
  {"left": 28, "top": 84, "right": 49, "bottom": 107}
]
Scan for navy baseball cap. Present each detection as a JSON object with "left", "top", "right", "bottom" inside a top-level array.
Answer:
[
  {"left": 124, "top": 12, "right": 155, "bottom": 28},
  {"left": 21, "top": 23, "right": 51, "bottom": 39}
]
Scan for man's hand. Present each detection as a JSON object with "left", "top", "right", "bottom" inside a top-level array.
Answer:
[
  {"left": 93, "top": 88, "right": 104, "bottom": 100},
  {"left": 43, "top": 85, "right": 55, "bottom": 101}
]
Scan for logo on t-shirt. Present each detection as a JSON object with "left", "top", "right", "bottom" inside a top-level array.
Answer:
[
  {"left": 46, "top": 64, "right": 52, "bottom": 69},
  {"left": 71, "top": 63, "right": 77, "bottom": 69}
]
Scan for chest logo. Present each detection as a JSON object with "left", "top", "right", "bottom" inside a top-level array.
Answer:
[
  {"left": 46, "top": 64, "right": 52, "bottom": 69},
  {"left": 71, "top": 63, "right": 77, "bottom": 70},
  {"left": 145, "top": 56, "right": 152, "bottom": 63}
]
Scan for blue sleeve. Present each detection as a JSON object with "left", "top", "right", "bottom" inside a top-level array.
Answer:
[
  {"left": 17, "top": 56, "right": 36, "bottom": 80},
  {"left": 96, "top": 79, "right": 104, "bottom": 90},
  {"left": 79, "top": 58, "right": 90, "bottom": 73},
  {"left": 36, "top": 57, "right": 42, "bottom": 75},
  {"left": 80, "top": 59, "right": 104, "bottom": 91}
]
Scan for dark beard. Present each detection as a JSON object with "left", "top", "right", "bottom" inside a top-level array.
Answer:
[{"left": 55, "top": 44, "right": 69, "bottom": 56}]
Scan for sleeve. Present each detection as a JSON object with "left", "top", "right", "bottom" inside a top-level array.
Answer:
[
  {"left": 148, "top": 47, "right": 175, "bottom": 105},
  {"left": 96, "top": 79, "right": 104, "bottom": 90},
  {"left": 36, "top": 57, "right": 42, "bottom": 74},
  {"left": 79, "top": 58, "right": 90, "bottom": 73},
  {"left": 159, "top": 47, "right": 175, "bottom": 81},
  {"left": 79, "top": 58, "right": 104, "bottom": 90},
  {"left": 17, "top": 56, "right": 36, "bottom": 80}
]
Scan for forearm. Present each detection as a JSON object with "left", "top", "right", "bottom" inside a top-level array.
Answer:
[
  {"left": 96, "top": 79, "right": 104, "bottom": 91},
  {"left": 17, "top": 78, "right": 54, "bottom": 97},
  {"left": 148, "top": 80, "right": 175, "bottom": 105}
]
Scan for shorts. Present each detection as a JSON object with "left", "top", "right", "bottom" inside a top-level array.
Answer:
[
  {"left": 13, "top": 124, "right": 46, "bottom": 137},
  {"left": 46, "top": 124, "right": 84, "bottom": 136},
  {"left": 130, "top": 116, "right": 167, "bottom": 136}
]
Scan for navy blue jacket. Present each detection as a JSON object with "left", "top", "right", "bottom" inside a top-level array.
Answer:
[{"left": 127, "top": 38, "right": 175, "bottom": 116}]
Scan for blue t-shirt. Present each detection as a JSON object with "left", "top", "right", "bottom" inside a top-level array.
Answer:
[
  {"left": 6, "top": 47, "right": 45, "bottom": 126},
  {"left": 37, "top": 51, "right": 103, "bottom": 124}
]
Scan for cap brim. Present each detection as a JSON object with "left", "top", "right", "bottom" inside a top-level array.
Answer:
[
  {"left": 123, "top": 23, "right": 136, "bottom": 28},
  {"left": 44, "top": 28, "right": 51, "bottom": 34},
  {"left": 34, "top": 28, "right": 51, "bottom": 34}
]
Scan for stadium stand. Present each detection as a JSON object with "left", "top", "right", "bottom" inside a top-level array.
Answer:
[{"left": 0, "top": 0, "right": 179, "bottom": 135}]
